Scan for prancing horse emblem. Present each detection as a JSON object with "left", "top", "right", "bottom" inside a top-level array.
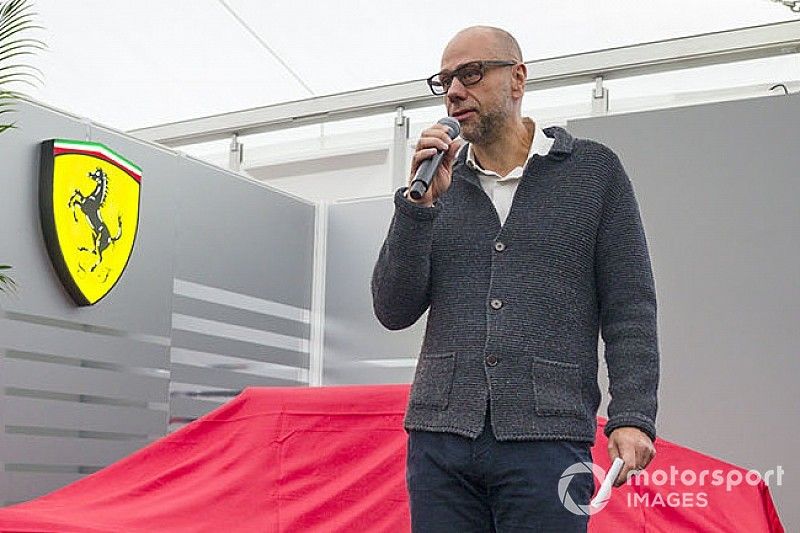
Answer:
[
  {"left": 40, "top": 139, "right": 142, "bottom": 306},
  {"left": 69, "top": 167, "right": 123, "bottom": 276}
]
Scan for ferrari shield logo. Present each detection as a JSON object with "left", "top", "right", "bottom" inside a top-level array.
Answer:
[{"left": 39, "top": 139, "right": 141, "bottom": 306}]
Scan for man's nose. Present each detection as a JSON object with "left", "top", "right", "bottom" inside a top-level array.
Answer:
[{"left": 446, "top": 77, "right": 468, "bottom": 101}]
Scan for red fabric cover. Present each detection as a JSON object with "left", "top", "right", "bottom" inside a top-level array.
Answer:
[{"left": 0, "top": 384, "right": 784, "bottom": 532}]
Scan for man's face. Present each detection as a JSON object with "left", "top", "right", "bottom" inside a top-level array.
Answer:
[{"left": 440, "top": 32, "right": 516, "bottom": 145}]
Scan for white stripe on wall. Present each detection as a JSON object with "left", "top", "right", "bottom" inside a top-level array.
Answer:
[
  {"left": 173, "top": 279, "right": 310, "bottom": 324},
  {"left": 171, "top": 314, "right": 309, "bottom": 353},
  {"left": 360, "top": 357, "right": 418, "bottom": 368},
  {"left": 170, "top": 347, "right": 308, "bottom": 382}
]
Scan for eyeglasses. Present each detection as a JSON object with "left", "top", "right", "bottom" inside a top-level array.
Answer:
[{"left": 426, "top": 60, "right": 518, "bottom": 96}]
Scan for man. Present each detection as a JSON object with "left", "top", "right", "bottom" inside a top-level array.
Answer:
[{"left": 371, "top": 26, "right": 659, "bottom": 532}]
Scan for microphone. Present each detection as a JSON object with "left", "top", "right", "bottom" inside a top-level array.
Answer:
[{"left": 408, "top": 117, "right": 461, "bottom": 201}]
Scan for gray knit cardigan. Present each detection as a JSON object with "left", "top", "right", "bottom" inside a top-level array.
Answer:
[{"left": 371, "top": 125, "right": 659, "bottom": 443}]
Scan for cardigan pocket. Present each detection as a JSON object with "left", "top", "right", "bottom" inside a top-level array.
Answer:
[
  {"left": 409, "top": 352, "right": 456, "bottom": 410},
  {"left": 532, "top": 356, "right": 583, "bottom": 417}
]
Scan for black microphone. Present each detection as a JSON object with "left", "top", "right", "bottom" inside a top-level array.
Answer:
[{"left": 408, "top": 117, "right": 461, "bottom": 201}]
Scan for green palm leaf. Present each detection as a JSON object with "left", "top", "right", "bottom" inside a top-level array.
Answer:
[
  {"left": 0, "top": 0, "right": 45, "bottom": 126},
  {"left": 0, "top": 265, "right": 16, "bottom": 293},
  {"left": 1, "top": 0, "right": 44, "bottom": 293}
]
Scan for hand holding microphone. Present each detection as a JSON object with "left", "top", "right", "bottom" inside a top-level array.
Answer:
[{"left": 405, "top": 117, "right": 462, "bottom": 207}]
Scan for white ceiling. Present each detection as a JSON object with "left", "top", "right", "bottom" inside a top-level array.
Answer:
[{"left": 14, "top": 0, "right": 800, "bottom": 132}]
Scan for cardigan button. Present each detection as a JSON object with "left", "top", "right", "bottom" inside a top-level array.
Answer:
[
  {"left": 485, "top": 354, "right": 498, "bottom": 366},
  {"left": 490, "top": 298, "right": 503, "bottom": 310},
  {"left": 494, "top": 241, "right": 506, "bottom": 252}
]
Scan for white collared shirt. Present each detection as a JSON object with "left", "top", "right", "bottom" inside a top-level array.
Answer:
[{"left": 464, "top": 120, "right": 555, "bottom": 226}]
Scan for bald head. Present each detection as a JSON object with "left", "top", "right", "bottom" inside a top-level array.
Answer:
[{"left": 445, "top": 26, "right": 523, "bottom": 63}]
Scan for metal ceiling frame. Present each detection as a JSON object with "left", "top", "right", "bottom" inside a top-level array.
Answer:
[{"left": 129, "top": 20, "right": 800, "bottom": 147}]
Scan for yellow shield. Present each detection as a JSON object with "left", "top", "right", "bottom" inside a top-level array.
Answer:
[{"left": 39, "top": 139, "right": 141, "bottom": 306}]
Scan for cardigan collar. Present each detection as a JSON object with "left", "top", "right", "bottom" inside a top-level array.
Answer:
[
  {"left": 453, "top": 124, "right": 575, "bottom": 189},
  {"left": 542, "top": 125, "right": 575, "bottom": 159}
]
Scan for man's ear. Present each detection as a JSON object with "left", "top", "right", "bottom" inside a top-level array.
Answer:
[{"left": 511, "top": 62, "right": 527, "bottom": 98}]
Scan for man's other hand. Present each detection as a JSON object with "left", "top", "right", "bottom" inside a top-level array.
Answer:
[{"left": 607, "top": 427, "right": 656, "bottom": 487}]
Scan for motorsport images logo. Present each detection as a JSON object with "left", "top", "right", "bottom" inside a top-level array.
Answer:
[
  {"left": 558, "top": 460, "right": 785, "bottom": 516},
  {"left": 39, "top": 139, "right": 141, "bottom": 306}
]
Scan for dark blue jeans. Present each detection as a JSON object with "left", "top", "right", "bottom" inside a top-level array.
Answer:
[{"left": 406, "top": 401, "right": 594, "bottom": 532}]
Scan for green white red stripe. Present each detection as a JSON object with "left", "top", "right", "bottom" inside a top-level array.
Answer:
[{"left": 53, "top": 139, "right": 142, "bottom": 182}]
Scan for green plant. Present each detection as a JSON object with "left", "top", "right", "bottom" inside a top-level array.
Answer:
[
  {"left": 0, "top": 0, "right": 45, "bottom": 292},
  {"left": 0, "top": 265, "right": 15, "bottom": 293}
]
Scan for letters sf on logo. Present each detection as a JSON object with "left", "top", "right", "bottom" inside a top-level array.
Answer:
[{"left": 39, "top": 139, "right": 142, "bottom": 306}]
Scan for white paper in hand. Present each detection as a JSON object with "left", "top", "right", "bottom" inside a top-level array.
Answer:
[{"left": 590, "top": 457, "right": 625, "bottom": 509}]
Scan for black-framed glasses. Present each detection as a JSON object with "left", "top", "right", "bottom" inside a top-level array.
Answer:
[{"left": 426, "top": 60, "right": 518, "bottom": 96}]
